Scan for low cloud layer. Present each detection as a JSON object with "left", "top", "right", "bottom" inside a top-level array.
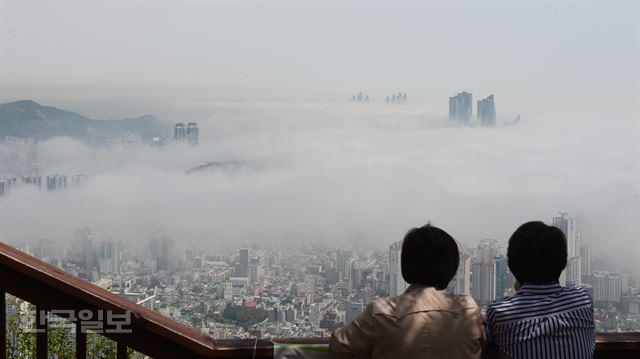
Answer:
[{"left": 0, "top": 100, "right": 637, "bottom": 274}]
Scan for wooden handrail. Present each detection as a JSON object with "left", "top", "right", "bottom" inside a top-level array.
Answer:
[{"left": 0, "top": 241, "right": 272, "bottom": 358}]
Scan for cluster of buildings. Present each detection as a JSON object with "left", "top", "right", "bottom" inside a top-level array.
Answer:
[
  {"left": 344, "top": 90, "right": 498, "bottom": 124},
  {"left": 0, "top": 174, "right": 88, "bottom": 197},
  {"left": 173, "top": 122, "right": 200, "bottom": 145},
  {"left": 348, "top": 92, "right": 410, "bottom": 104},
  {"left": 449, "top": 91, "right": 496, "bottom": 126},
  {"left": 0, "top": 135, "right": 86, "bottom": 197},
  {"left": 150, "top": 122, "right": 200, "bottom": 147},
  {"left": 349, "top": 92, "right": 370, "bottom": 103},
  {"left": 384, "top": 93, "right": 408, "bottom": 104},
  {"left": 12, "top": 234, "right": 390, "bottom": 339}
]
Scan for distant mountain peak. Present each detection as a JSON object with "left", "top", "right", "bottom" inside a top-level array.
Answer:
[
  {"left": 0, "top": 100, "right": 168, "bottom": 143},
  {"left": 6, "top": 99, "right": 42, "bottom": 107}
]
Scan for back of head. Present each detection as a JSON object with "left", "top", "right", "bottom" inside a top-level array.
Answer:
[
  {"left": 507, "top": 221, "right": 567, "bottom": 284},
  {"left": 401, "top": 224, "right": 459, "bottom": 290}
]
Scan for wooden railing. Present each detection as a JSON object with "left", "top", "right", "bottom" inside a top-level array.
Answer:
[
  {"left": 0, "top": 241, "right": 269, "bottom": 358},
  {"left": 1, "top": 240, "right": 639, "bottom": 358}
]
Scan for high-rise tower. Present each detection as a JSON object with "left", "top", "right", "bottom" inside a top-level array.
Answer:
[
  {"left": 553, "top": 212, "right": 581, "bottom": 285},
  {"left": 389, "top": 241, "right": 408, "bottom": 297},
  {"left": 448, "top": 252, "right": 471, "bottom": 295},
  {"left": 449, "top": 92, "right": 473, "bottom": 123},
  {"left": 477, "top": 94, "right": 496, "bottom": 126},
  {"left": 186, "top": 122, "right": 199, "bottom": 145},
  {"left": 235, "top": 248, "right": 249, "bottom": 278},
  {"left": 470, "top": 239, "right": 500, "bottom": 306},
  {"left": 174, "top": 123, "right": 186, "bottom": 142}
]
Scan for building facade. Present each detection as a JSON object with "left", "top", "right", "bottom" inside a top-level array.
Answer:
[
  {"left": 449, "top": 92, "right": 473, "bottom": 123},
  {"left": 477, "top": 94, "right": 496, "bottom": 126},
  {"left": 389, "top": 241, "right": 408, "bottom": 297}
]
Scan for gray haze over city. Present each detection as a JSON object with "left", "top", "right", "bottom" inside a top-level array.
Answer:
[{"left": 1, "top": 2, "right": 638, "bottom": 276}]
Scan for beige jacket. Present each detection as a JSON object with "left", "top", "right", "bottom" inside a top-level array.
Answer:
[{"left": 329, "top": 285, "right": 484, "bottom": 358}]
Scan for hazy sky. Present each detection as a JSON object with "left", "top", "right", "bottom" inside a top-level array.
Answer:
[
  {"left": 0, "top": 2, "right": 639, "bottom": 278},
  {"left": 1, "top": 1, "right": 637, "bottom": 101}
]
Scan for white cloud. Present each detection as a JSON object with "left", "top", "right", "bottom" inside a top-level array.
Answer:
[{"left": 0, "top": 101, "right": 636, "bottom": 273}]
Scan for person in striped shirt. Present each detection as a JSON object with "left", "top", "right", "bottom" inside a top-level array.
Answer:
[{"left": 486, "top": 221, "right": 595, "bottom": 359}]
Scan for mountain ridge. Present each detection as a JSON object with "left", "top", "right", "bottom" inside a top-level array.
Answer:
[{"left": 0, "top": 100, "right": 168, "bottom": 143}]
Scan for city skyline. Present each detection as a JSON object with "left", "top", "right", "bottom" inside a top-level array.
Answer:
[{"left": 8, "top": 210, "right": 638, "bottom": 338}]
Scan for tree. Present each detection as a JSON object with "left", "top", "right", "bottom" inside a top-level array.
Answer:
[
  {"left": 4, "top": 296, "right": 139, "bottom": 359},
  {"left": 6, "top": 296, "right": 35, "bottom": 359},
  {"left": 47, "top": 318, "right": 75, "bottom": 359},
  {"left": 87, "top": 331, "right": 116, "bottom": 359}
]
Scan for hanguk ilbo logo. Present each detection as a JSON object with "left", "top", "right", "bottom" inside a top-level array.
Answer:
[{"left": 30, "top": 309, "right": 133, "bottom": 334}]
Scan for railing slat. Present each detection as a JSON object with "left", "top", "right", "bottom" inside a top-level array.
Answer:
[
  {"left": 35, "top": 306, "right": 47, "bottom": 359},
  {"left": 75, "top": 320, "right": 86, "bottom": 359},
  {"left": 1, "top": 291, "right": 5, "bottom": 359},
  {"left": 117, "top": 341, "right": 127, "bottom": 359}
]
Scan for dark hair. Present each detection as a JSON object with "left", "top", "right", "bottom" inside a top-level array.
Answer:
[
  {"left": 507, "top": 221, "right": 567, "bottom": 284},
  {"left": 401, "top": 224, "right": 459, "bottom": 290}
]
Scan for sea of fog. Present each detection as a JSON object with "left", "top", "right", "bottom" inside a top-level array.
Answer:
[{"left": 0, "top": 99, "right": 637, "bottom": 275}]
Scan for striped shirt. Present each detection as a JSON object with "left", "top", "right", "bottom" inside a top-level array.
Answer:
[{"left": 486, "top": 282, "right": 595, "bottom": 359}]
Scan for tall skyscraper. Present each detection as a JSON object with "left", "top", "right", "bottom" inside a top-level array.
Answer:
[
  {"left": 471, "top": 239, "right": 500, "bottom": 306},
  {"left": 477, "top": 94, "right": 496, "bottom": 126},
  {"left": 174, "top": 123, "right": 186, "bottom": 142},
  {"left": 98, "top": 240, "right": 122, "bottom": 275},
  {"left": 448, "top": 252, "right": 471, "bottom": 295},
  {"left": 235, "top": 248, "right": 249, "bottom": 278},
  {"left": 150, "top": 237, "right": 179, "bottom": 271},
  {"left": 449, "top": 92, "right": 473, "bottom": 123},
  {"left": 389, "top": 241, "right": 408, "bottom": 297},
  {"left": 494, "top": 254, "right": 513, "bottom": 299},
  {"left": 553, "top": 212, "right": 581, "bottom": 285},
  {"left": 186, "top": 122, "right": 199, "bottom": 145},
  {"left": 471, "top": 261, "right": 495, "bottom": 306},
  {"left": 476, "top": 238, "right": 500, "bottom": 263},
  {"left": 75, "top": 228, "right": 97, "bottom": 271},
  {"left": 338, "top": 250, "right": 353, "bottom": 282},
  {"left": 553, "top": 212, "right": 578, "bottom": 256},
  {"left": 248, "top": 258, "right": 263, "bottom": 284},
  {"left": 580, "top": 243, "right": 591, "bottom": 277},
  {"left": 566, "top": 257, "right": 581, "bottom": 286}
]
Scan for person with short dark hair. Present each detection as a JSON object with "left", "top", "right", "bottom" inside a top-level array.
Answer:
[
  {"left": 401, "top": 225, "right": 461, "bottom": 290},
  {"left": 330, "top": 224, "right": 484, "bottom": 358},
  {"left": 486, "top": 221, "right": 595, "bottom": 358}
]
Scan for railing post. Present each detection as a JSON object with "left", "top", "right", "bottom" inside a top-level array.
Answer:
[
  {"left": 75, "top": 320, "right": 86, "bottom": 359},
  {"left": 35, "top": 306, "right": 47, "bottom": 359},
  {"left": 117, "top": 341, "right": 127, "bottom": 359},
  {"left": 1, "top": 291, "right": 5, "bottom": 359}
]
